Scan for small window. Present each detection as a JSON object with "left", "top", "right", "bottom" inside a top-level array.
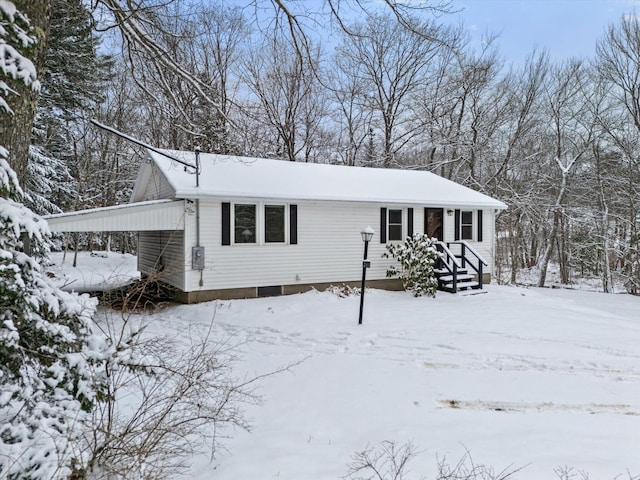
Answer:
[
  {"left": 388, "top": 209, "right": 403, "bottom": 241},
  {"left": 265, "top": 205, "right": 285, "bottom": 243},
  {"left": 461, "top": 210, "right": 473, "bottom": 240},
  {"left": 234, "top": 204, "right": 256, "bottom": 243}
]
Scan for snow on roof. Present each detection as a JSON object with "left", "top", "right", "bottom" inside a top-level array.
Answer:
[{"left": 147, "top": 150, "right": 508, "bottom": 209}]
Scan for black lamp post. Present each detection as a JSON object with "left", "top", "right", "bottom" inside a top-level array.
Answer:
[{"left": 358, "top": 225, "right": 374, "bottom": 325}]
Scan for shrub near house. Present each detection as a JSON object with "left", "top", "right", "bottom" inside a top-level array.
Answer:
[{"left": 384, "top": 233, "right": 440, "bottom": 297}]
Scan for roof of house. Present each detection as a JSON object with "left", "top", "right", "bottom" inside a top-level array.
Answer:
[{"left": 138, "top": 149, "right": 507, "bottom": 209}]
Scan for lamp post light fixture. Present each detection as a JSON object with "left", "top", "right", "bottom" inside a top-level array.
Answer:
[{"left": 358, "top": 225, "right": 375, "bottom": 325}]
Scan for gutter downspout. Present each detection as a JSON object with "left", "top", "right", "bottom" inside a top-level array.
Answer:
[
  {"left": 195, "top": 147, "right": 201, "bottom": 248},
  {"left": 195, "top": 147, "right": 203, "bottom": 287}
]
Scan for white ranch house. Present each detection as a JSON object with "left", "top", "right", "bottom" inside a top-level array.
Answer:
[{"left": 46, "top": 150, "right": 507, "bottom": 302}]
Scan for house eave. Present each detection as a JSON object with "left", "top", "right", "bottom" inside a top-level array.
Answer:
[{"left": 174, "top": 191, "right": 507, "bottom": 209}]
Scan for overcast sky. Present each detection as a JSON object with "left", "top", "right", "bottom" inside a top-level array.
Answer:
[{"left": 450, "top": 0, "right": 639, "bottom": 65}]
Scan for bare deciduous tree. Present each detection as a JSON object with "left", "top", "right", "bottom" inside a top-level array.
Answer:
[
  {"left": 595, "top": 14, "right": 640, "bottom": 292},
  {"left": 335, "top": 13, "right": 454, "bottom": 167},
  {"left": 241, "top": 34, "right": 326, "bottom": 161},
  {"left": 326, "top": 53, "right": 374, "bottom": 166},
  {"left": 538, "top": 60, "right": 595, "bottom": 287}
]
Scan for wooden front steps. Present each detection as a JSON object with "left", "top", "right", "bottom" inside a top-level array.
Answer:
[
  {"left": 434, "top": 241, "right": 489, "bottom": 294},
  {"left": 434, "top": 268, "right": 481, "bottom": 293}
]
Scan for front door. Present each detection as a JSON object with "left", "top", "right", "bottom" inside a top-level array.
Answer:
[{"left": 425, "top": 208, "right": 444, "bottom": 241}]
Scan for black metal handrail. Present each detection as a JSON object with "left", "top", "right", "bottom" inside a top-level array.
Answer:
[
  {"left": 447, "top": 240, "right": 488, "bottom": 289},
  {"left": 435, "top": 241, "right": 462, "bottom": 293}
]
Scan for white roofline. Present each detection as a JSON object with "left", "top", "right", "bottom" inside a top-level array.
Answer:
[
  {"left": 173, "top": 190, "right": 507, "bottom": 209},
  {"left": 145, "top": 150, "right": 508, "bottom": 210}
]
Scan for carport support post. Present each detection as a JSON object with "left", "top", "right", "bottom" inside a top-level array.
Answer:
[{"left": 358, "top": 226, "right": 374, "bottom": 325}]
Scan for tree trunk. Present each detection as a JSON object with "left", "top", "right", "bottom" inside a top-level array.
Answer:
[
  {"left": 594, "top": 147, "right": 613, "bottom": 292},
  {"left": 538, "top": 157, "right": 574, "bottom": 287},
  {"left": 0, "top": 0, "right": 52, "bottom": 183},
  {"left": 509, "top": 211, "right": 521, "bottom": 284},
  {"left": 538, "top": 208, "right": 561, "bottom": 287},
  {"left": 558, "top": 215, "right": 570, "bottom": 284}
]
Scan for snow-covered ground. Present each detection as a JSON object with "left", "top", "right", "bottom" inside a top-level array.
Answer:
[
  {"left": 46, "top": 252, "right": 640, "bottom": 478},
  {"left": 147, "top": 286, "right": 639, "bottom": 479},
  {"left": 48, "top": 251, "right": 139, "bottom": 292}
]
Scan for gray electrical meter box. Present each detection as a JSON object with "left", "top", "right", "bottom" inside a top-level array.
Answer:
[{"left": 192, "top": 246, "right": 205, "bottom": 270}]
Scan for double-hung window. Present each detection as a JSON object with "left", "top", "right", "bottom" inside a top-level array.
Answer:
[
  {"left": 461, "top": 210, "right": 473, "bottom": 240},
  {"left": 264, "top": 205, "right": 285, "bottom": 243},
  {"left": 454, "top": 209, "right": 483, "bottom": 242},
  {"left": 234, "top": 204, "right": 256, "bottom": 243},
  {"left": 388, "top": 209, "right": 403, "bottom": 241},
  {"left": 223, "top": 202, "right": 296, "bottom": 246},
  {"left": 380, "top": 207, "right": 406, "bottom": 243}
]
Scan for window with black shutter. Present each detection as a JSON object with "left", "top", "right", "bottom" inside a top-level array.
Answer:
[
  {"left": 388, "top": 209, "right": 403, "bottom": 240},
  {"left": 461, "top": 211, "right": 473, "bottom": 240},
  {"left": 223, "top": 202, "right": 297, "bottom": 245},
  {"left": 380, "top": 207, "right": 405, "bottom": 242}
]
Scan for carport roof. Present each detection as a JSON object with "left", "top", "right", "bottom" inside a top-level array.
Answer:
[{"left": 45, "top": 199, "right": 186, "bottom": 232}]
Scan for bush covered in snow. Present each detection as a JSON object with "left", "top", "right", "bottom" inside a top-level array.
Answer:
[
  {"left": 0, "top": 151, "right": 110, "bottom": 479},
  {"left": 1, "top": 4, "right": 108, "bottom": 477},
  {"left": 383, "top": 233, "right": 440, "bottom": 297}
]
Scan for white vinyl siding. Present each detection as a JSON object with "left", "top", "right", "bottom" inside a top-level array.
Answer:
[
  {"left": 180, "top": 201, "right": 498, "bottom": 293},
  {"left": 188, "top": 201, "right": 403, "bottom": 291},
  {"left": 138, "top": 230, "right": 186, "bottom": 290},
  {"left": 140, "top": 165, "right": 174, "bottom": 200}
]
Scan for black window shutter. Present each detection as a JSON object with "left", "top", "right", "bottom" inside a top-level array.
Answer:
[
  {"left": 222, "top": 202, "right": 231, "bottom": 245},
  {"left": 290, "top": 204, "right": 298, "bottom": 245},
  {"left": 454, "top": 209, "right": 461, "bottom": 241},
  {"left": 423, "top": 208, "right": 428, "bottom": 234},
  {"left": 477, "top": 209, "right": 483, "bottom": 242},
  {"left": 380, "top": 208, "right": 387, "bottom": 243},
  {"left": 407, "top": 208, "right": 414, "bottom": 237}
]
